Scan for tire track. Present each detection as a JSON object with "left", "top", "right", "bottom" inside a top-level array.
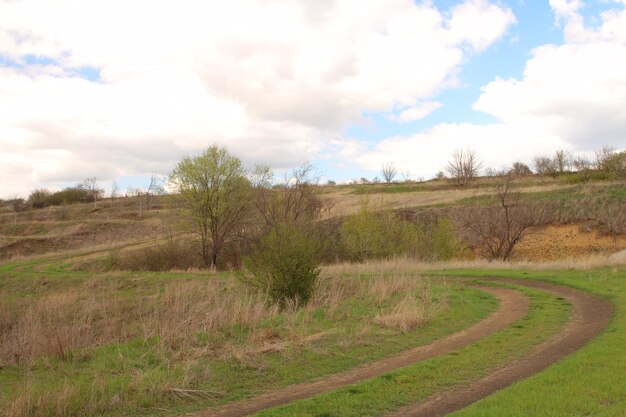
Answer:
[
  {"left": 387, "top": 278, "right": 613, "bottom": 417},
  {"left": 189, "top": 285, "right": 529, "bottom": 417}
]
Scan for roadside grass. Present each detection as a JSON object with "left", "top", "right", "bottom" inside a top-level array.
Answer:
[
  {"left": 0, "top": 254, "right": 496, "bottom": 417},
  {"left": 442, "top": 267, "right": 626, "bottom": 417},
  {"left": 251, "top": 282, "right": 569, "bottom": 417}
]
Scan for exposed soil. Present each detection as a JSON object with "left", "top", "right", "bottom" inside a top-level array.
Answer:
[
  {"left": 515, "top": 223, "right": 626, "bottom": 261},
  {"left": 189, "top": 286, "right": 529, "bottom": 417},
  {"left": 387, "top": 278, "right": 613, "bottom": 417}
]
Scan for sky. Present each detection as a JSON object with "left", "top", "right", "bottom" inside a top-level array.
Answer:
[{"left": 1, "top": 0, "right": 626, "bottom": 197}]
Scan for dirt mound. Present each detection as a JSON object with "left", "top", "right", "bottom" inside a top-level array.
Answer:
[{"left": 515, "top": 223, "right": 626, "bottom": 261}]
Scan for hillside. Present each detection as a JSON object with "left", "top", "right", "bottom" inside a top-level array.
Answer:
[{"left": 2, "top": 175, "right": 624, "bottom": 262}]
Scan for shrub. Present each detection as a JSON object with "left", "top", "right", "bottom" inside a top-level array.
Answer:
[
  {"left": 340, "top": 201, "right": 418, "bottom": 261},
  {"left": 416, "top": 218, "right": 463, "bottom": 261},
  {"left": 28, "top": 189, "right": 51, "bottom": 209},
  {"left": 240, "top": 223, "right": 321, "bottom": 309},
  {"left": 47, "top": 187, "right": 91, "bottom": 206},
  {"left": 99, "top": 237, "right": 202, "bottom": 271}
]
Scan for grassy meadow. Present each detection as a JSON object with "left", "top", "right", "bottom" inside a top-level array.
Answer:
[{"left": 1, "top": 175, "right": 625, "bottom": 416}]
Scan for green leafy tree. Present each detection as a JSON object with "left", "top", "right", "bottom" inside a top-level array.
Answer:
[{"left": 170, "top": 145, "right": 251, "bottom": 268}]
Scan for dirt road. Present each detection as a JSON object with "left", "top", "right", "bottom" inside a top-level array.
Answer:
[{"left": 189, "top": 279, "right": 611, "bottom": 417}]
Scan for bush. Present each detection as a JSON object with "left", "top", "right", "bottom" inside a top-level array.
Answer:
[
  {"left": 99, "top": 237, "right": 203, "bottom": 271},
  {"left": 28, "top": 189, "right": 51, "bottom": 209},
  {"left": 340, "top": 202, "right": 418, "bottom": 261},
  {"left": 48, "top": 187, "right": 91, "bottom": 206},
  {"left": 415, "top": 218, "right": 463, "bottom": 261},
  {"left": 240, "top": 223, "right": 320, "bottom": 309}
]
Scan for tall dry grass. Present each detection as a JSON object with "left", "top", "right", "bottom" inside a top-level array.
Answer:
[
  {"left": 0, "top": 271, "right": 443, "bottom": 368},
  {"left": 324, "top": 252, "right": 626, "bottom": 277}
]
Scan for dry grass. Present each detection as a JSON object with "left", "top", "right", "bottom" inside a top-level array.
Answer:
[
  {"left": 0, "top": 271, "right": 442, "bottom": 368},
  {"left": 374, "top": 294, "right": 441, "bottom": 333},
  {"left": 324, "top": 251, "right": 626, "bottom": 277},
  {"left": 320, "top": 183, "right": 572, "bottom": 218}
]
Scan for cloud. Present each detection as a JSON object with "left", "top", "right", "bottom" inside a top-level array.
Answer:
[
  {"left": 448, "top": 0, "right": 517, "bottom": 52},
  {"left": 355, "top": 121, "right": 566, "bottom": 177},
  {"left": 0, "top": 0, "right": 515, "bottom": 196},
  {"left": 354, "top": 2, "right": 626, "bottom": 178},
  {"left": 388, "top": 101, "right": 443, "bottom": 123}
]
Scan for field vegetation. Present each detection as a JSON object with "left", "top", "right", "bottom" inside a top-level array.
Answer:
[{"left": 0, "top": 144, "right": 625, "bottom": 416}]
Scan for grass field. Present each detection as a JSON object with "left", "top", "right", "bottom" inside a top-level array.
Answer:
[
  {"left": 0, "top": 250, "right": 499, "bottom": 417},
  {"left": 3, "top": 249, "right": 624, "bottom": 416},
  {"left": 1, "top": 177, "right": 625, "bottom": 416}
]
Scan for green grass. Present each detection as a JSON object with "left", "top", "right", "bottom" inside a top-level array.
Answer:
[
  {"left": 246, "top": 265, "right": 625, "bottom": 416},
  {"left": 454, "top": 182, "right": 625, "bottom": 207},
  {"left": 0, "top": 254, "right": 496, "bottom": 417},
  {"left": 250, "top": 281, "right": 569, "bottom": 417},
  {"left": 441, "top": 267, "right": 626, "bottom": 417},
  {"left": 3, "top": 246, "right": 624, "bottom": 416}
]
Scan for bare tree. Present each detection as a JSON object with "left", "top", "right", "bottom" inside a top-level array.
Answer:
[
  {"left": 445, "top": 148, "right": 483, "bottom": 185},
  {"left": 110, "top": 181, "right": 120, "bottom": 200},
  {"left": 8, "top": 195, "right": 24, "bottom": 225},
  {"left": 459, "top": 175, "right": 540, "bottom": 260},
  {"left": 253, "top": 162, "right": 322, "bottom": 228},
  {"left": 595, "top": 146, "right": 626, "bottom": 173},
  {"left": 401, "top": 170, "right": 412, "bottom": 183},
  {"left": 83, "top": 177, "right": 103, "bottom": 209},
  {"left": 571, "top": 154, "right": 592, "bottom": 172},
  {"left": 382, "top": 163, "right": 397, "bottom": 183},
  {"left": 594, "top": 146, "right": 615, "bottom": 171},
  {"left": 553, "top": 150, "right": 571, "bottom": 173},
  {"left": 509, "top": 161, "right": 533, "bottom": 176},
  {"left": 533, "top": 156, "right": 556, "bottom": 178},
  {"left": 144, "top": 174, "right": 165, "bottom": 211}
]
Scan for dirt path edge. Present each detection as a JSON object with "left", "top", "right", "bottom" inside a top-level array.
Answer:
[
  {"left": 387, "top": 278, "right": 613, "bottom": 417},
  {"left": 189, "top": 285, "right": 529, "bottom": 417}
]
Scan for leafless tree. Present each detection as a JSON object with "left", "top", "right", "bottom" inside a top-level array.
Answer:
[
  {"left": 382, "top": 163, "right": 397, "bottom": 183},
  {"left": 401, "top": 170, "right": 412, "bottom": 182},
  {"left": 83, "top": 177, "right": 103, "bottom": 209},
  {"left": 7, "top": 195, "right": 24, "bottom": 225},
  {"left": 509, "top": 161, "right": 533, "bottom": 176},
  {"left": 571, "top": 154, "right": 592, "bottom": 172},
  {"left": 459, "top": 175, "right": 541, "bottom": 260},
  {"left": 533, "top": 156, "right": 556, "bottom": 178},
  {"left": 144, "top": 174, "right": 165, "bottom": 211},
  {"left": 594, "top": 146, "right": 615, "bottom": 171},
  {"left": 110, "top": 181, "right": 119, "bottom": 199},
  {"left": 445, "top": 148, "right": 483, "bottom": 185},
  {"left": 553, "top": 150, "right": 571, "bottom": 173},
  {"left": 595, "top": 146, "right": 626, "bottom": 173},
  {"left": 253, "top": 162, "right": 322, "bottom": 228}
]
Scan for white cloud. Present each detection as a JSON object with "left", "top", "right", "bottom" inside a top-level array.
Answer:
[
  {"left": 448, "top": 0, "right": 517, "bottom": 52},
  {"left": 355, "top": 121, "right": 567, "bottom": 177},
  {"left": 0, "top": 0, "right": 515, "bottom": 196},
  {"left": 388, "top": 101, "right": 443, "bottom": 123},
  {"left": 355, "top": 2, "right": 626, "bottom": 178}
]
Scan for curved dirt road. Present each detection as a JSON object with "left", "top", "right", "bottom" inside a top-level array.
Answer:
[
  {"left": 191, "top": 286, "right": 529, "bottom": 417},
  {"left": 190, "top": 279, "right": 612, "bottom": 417},
  {"left": 387, "top": 278, "right": 612, "bottom": 417}
]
